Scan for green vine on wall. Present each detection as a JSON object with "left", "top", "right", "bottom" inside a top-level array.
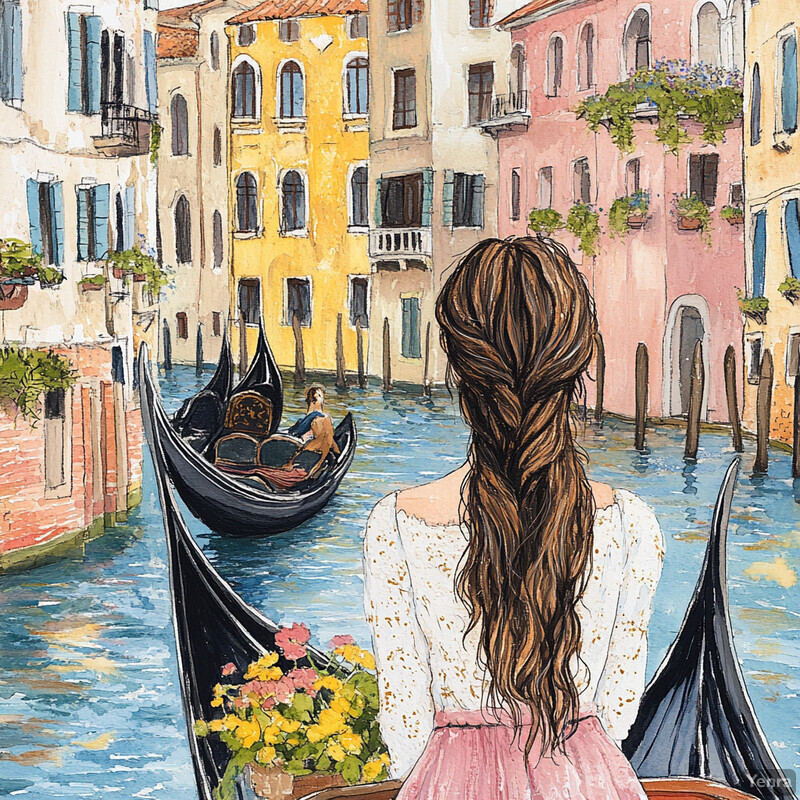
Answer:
[
  {"left": 566, "top": 203, "right": 601, "bottom": 257},
  {"left": 150, "top": 123, "right": 163, "bottom": 165},
  {"left": 0, "top": 347, "right": 75, "bottom": 423},
  {"left": 575, "top": 60, "right": 743, "bottom": 155},
  {"left": 528, "top": 208, "right": 565, "bottom": 237}
]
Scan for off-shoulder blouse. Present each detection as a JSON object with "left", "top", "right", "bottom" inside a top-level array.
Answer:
[{"left": 362, "top": 489, "right": 665, "bottom": 779}]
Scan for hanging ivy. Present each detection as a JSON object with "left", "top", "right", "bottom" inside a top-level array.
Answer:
[
  {"left": 566, "top": 204, "right": 601, "bottom": 257},
  {"left": 0, "top": 347, "right": 75, "bottom": 423},
  {"left": 575, "top": 60, "right": 743, "bottom": 155},
  {"left": 528, "top": 208, "right": 565, "bottom": 237}
]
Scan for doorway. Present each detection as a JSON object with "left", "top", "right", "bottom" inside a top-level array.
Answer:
[{"left": 678, "top": 307, "right": 704, "bottom": 415}]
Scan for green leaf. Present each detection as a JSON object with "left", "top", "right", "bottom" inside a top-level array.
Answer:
[
  {"left": 284, "top": 691, "right": 314, "bottom": 722},
  {"left": 315, "top": 753, "right": 332, "bottom": 772},
  {"left": 340, "top": 755, "right": 362, "bottom": 785},
  {"left": 284, "top": 758, "right": 313, "bottom": 776}
]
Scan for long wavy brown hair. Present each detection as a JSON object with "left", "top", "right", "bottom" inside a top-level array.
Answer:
[{"left": 435, "top": 237, "right": 598, "bottom": 757}]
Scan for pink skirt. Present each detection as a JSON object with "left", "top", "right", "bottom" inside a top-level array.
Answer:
[{"left": 396, "top": 708, "right": 648, "bottom": 800}]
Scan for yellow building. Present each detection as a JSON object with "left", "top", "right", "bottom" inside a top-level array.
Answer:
[
  {"left": 226, "top": 0, "right": 371, "bottom": 373},
  {"left": 743, "top": 1, "right": 800, "bottom": 443}
]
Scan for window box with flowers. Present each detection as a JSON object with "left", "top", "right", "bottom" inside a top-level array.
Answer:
[
  {"left": 0, "top": 238, "right": 64, "bottom": 308},
  {"left": 106, "top": 247, "right": 168, "bottom": 298},
  {"left": 720, "top": 204, "right": 744, "bottom": 225},
  {"left": 608, "top": 191, "right": 650, "bottom": 236},
  {"left": 778, "top": 276, "right": 800, "bottom": 304},
  {"left": 528, "top": 208, "right": 565, "bottom": 237},
  {"left": 196, "top": 624, "right": 391, "bottom": 800},
  {"left": 78, "top": 274, "right": 107, "bottom": 293},
  {"left": 674, "top": 193, "right": 712, "bottom": 244},
  {"left": 738, "top": 293, "right": 769, "bottom": 324}
]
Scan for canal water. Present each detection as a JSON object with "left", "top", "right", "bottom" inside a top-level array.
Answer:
[{"left": 0, "top": 365, "right": 798, "bottom": 798}]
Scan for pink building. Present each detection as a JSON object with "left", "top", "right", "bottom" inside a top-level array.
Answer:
[{"left": 494, "top": 0, "right": 745, "bottom": 424}]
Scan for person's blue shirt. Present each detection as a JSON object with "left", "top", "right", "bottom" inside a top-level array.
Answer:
[{"left": 288, "top": 410, "right": 324, "bottom": 438}]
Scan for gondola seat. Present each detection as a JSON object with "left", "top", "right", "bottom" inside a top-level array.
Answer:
[
  {"left": 258, "top": 435, "right": 303, "bottom": 468},
  {"left": 214, "top": 432, "right": 259, "bottom": 468},
  {"left": 222, "top": 391, "right": 274, "bottom": 437}
]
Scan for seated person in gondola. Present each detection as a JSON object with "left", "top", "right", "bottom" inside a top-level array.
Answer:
[{"left": 287, "top": 386, "right": 327, "bottom": 440}]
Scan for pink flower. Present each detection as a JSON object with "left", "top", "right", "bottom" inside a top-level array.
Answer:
[
  {"left": 261, "top": 695, "right": 276, "bottom": 710},
  {"left": 274, "top": 676, "right": 296, "bottom": 703},
  {"left": 328, "top": 635, "right": 355, "bottom": 650},
  {"left": 288, "top": 667, "right": 318, "bottom": 694},
  {"left": 233, "top": 695, "right": 250, "bottom": 709},
  {"left": 275, "top": 623, "right": 311, "bottom": 660},
  {"left": 221, "top": 662, "right": 237, "bottom": 676}
]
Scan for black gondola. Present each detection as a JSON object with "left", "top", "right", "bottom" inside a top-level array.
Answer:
[
  {"left": 138, "top": 343, "right": 357, "bottom": 536},
  {"left": 623, "top": 457, "right": 797, "bottom": 800}
]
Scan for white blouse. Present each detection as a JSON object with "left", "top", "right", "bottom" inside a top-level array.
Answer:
[{"left": 362, "top": 489, "right": 665, "bottom": 780}]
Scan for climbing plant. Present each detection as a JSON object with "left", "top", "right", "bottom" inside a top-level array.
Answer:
[
  {"left": 0, "top": 346, "right": 75, "bottom": 423},
  {"left": 528, "top": 208, "right": 565, "bottom": 237},
  {"left": 566, "top": 204, "right": 601, "bottom": 257}
]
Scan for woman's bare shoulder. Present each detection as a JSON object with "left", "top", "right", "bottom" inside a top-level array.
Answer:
[{"left": 590, "top": 481, "right": 614, "bottom": 511}]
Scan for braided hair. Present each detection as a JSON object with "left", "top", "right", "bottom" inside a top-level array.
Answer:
[{"left": 435, "top": 236, "right": 598, "bottom": 757}]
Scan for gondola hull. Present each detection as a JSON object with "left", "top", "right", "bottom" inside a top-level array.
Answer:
[{"left": 139, "top": 344, "right": 357, "bottom": 536}]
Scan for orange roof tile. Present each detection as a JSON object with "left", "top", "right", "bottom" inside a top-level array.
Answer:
[
  {"left": 498, "top": 0, "right": 570, "bottom": 27},
  {"left": 156, "top": 24, "right": 200, "bottom": 58},
  {"left": 228, "top": 0, "right": 367, "bottom": 24}
]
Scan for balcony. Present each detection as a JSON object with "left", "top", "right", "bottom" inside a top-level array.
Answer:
[
  {"left": 93, "top": 102, "right": 156, "bottom": 157},
  {"left": 369, "top": 227, "right": 432, "bottom": 259},
  {"left": 478, "top": 91, "right": 530, "bottom": 135}
]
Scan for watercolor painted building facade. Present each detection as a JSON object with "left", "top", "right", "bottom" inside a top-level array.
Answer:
[
  {"left": 367, "top": 0, "right": 513, "bottom": 384},
  {"left": 226, "top": 0, "right": 372, "bottom": 373},
  {"left": 0, "top": 0, "right": 159, "bottom": 567},
  {"left": 497, "top": 0, "right": 745, "bottom": 424},
  {"left": 741, "top": 0, "right": 800, "bottom": 443}
]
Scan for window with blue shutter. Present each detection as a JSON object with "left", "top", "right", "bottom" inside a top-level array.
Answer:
[
  {"left": 786, "top": 199, "right": 800, "bottom": 279},
  {"left": 442, "top": 170, "right": 454, "bottom": 228},
  {"left": 26, "top": 178, "right": 41, "bottom": 255},
  {"left": 76, "top": 187, "right": 90, "bottom": 261},
  {"left": 421, "top": 168, "right": 433, "bottom": 227},
  {"left": 401, "top": 297, "right": 421, "bottom": 358},
  {"left": 92, "top": 184, "right": 110, "bottom": 261},
  {"left": 50, "top": 182, "right": 64, "bottom": 267},
  {"left": 124, "top": 186, "right": 135, "bottom": 250},
  {"left": 144, "top": 31, "right": 157, "bottom": 113},
  {"left": 67, "top": 13, "right": 101, "bottom": 114},
  {"left": 85, "top": 16, "right": 101, "bottom": 114},
  {"left": 66, "top": 12, "right": 82, "bottom": 112},
  {"left": 782, "top": 35, "right": 798, "bottom": 134},
  {"left": 0, "top": 1, "right": 22, "bottom": 104},
  {"left": 752, "top": 210, "right": 767, "bottom": 297}
]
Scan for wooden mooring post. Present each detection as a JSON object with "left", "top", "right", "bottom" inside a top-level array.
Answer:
[
  {"left": 382, "top": 317, "right": 392, "bottom": 392},
  {"left": 754, "top": 349, "right": 773, "bottom": 473},
  {"left": 292, "top": 310, "right": 306, "bottom": 384},
  {"left": 356, "top": 322, "right": 366, "bottom": 389},
  {"left": 594, "top": 332, "right": 605, "bottom": 423},
  {"left": 724, "top": 345, "right": 744, "bottom": 453},
  {"left": 162, "top": 318, "right": 173, "bottom": 371},
  {"left": 195, "top": 323, "right": 204, "bottom": 378},
  {"left": 684, "top": 341, "right": 704, "bottom": 460},
  {"left": 335, "top": 313, "right": 347, "bottom": 389},
  {"left": 793, "top": 362, "right": 800, "bottom": 478},
  {"left": 422, "top": 321, "right": 432, "bottom": 397},
  {"left": 634, "top": 342, "right": 648, "bottom": 451}
]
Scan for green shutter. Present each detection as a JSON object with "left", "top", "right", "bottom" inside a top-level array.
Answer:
[
  {"left": 93, "top": 183, "right": 110, "bottom": 260},
  {"left": 50, "top": 182, "right": 65, "bottom": 266},
  {"left": 401, "top": 297, "right": 421, "bottom": 358},
  {"left": 26, "top": 178, "right": 41, "bottom": 255},
  {"left": 421, "top": 168, "right": 433, "bottom": 227},
  {"left": 442, "top": 169, "right": 454, "bottom": 228},
  {"left": 86, "top": 16, "right": 101, "bottom": 114},
  {"left": 374, "top": 177, "right": 383, "bottom": 227},
  {"left": 409, "top": 297, "right": 420, "bottom": 357},
  {"left": 66, "top": 12, "right": 82, "bottom": 112},
  {"left": 76, "top": 187, "right": 89, "bottom": 261},
  {"left": 401, "top": 299, "right": 411, "bottom": 357},
  {"left": 472, "top": 174, "right": 485, "bottom": 228}
]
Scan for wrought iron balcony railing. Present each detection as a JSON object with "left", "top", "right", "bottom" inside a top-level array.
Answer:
[
  {"left": 94, "top": 102, "right": 156, "bottom": 157},
  {"left": 478, "top": 91, "right": 530, "bottom": 133}
]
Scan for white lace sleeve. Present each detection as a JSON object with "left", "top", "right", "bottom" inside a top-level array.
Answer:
[
  {"left": 594, "top": 491, "right": 665, "bottom": 743},
  {"left": 363, "top": 493, "right": 435, "bottom": 779}
]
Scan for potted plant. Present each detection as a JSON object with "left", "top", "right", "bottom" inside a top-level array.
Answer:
[
  {"left": 674, "top": 193, "right": 711, "bottom": 232},
  {"left": 738, "top": 293, "right": 769, "bottom": 324},
  {"left": 778, "top": 276, "right": 800, "bottom": 303},
  {"left": 0, "top": 238, "right": 42, "bottom": 310},
  {"left": 608, "top": 191, "right": 650, "bottom": 236},
  {"left": 0, "top": 346, "right": 75, "bottom": 423},
  {"left": 566, "top": 203, "right": 601, "bottom": 257},
  {"left": 528, "top": 208, "right": 565, "bottom": 237},
  {"left": 720, "top": 204, "right": 744, "bottom": 225},
  {"left": 78, "top": 274, "right": 107, "bottom": 293},
  {"left": 196, "top": 624, "right": 390, "bottom": 800},
  {"left": 36, "top": 265, "right": 66, "bottom": 288}
]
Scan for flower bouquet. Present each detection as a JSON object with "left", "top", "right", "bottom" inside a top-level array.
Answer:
[{"left": 196, "top": 624, "right": 390, "bottom": 800}]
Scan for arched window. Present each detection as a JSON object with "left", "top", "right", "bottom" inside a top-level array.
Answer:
[
  {"left": 282, "top": 171, "right": 305, "bottom": 232},
  {"left": 213, "top": 211, "right": 223, "bottom": 269},
  {"left": 509, "top": 44, "right": 526, "bottom": 103},
  {"left": 751, "top": 63, "right": 761, "bottom": 145},
  {"left": 781, "top": 34, "right": 798, "bottom": 135},
  {"left": 578, "top": 23, "right": 595, "bottom": 89},
  {"left": 350, "top": 166, "right": 368, "bottom": 227},
  {"left": 171, "top": 93, "right": 189, "bottom": 155},
  {"left": 730, "top": 0, "right": 744, "bottom": 71},
  {"left": 213, "top": 126, "right": 222, "bottom": 166},
  {"left": 236, "top": 172, "right": 258, "bottom": 232},
  {"left": 625, "top": 9, "right": 650, "bottom": 73},
  {"left": 546, "top": 36, "right": 563, "bottom": 97},
  {"left": 232, "top": 60, "right": 257, "bottom": 118},
  {"left": 696, "top": 3, "right": 722, "bottom": 67},
  {"left": 279, "top": 61, "right": 304, "bottom": 118},
  {"left": 174, "top": 195, "right": 191, "bottom": 264},
  {"left": 346, "top": 57, "right": 369, "bottom": 115},
  {"left": 210, "top": 31, "right": 220, "bottom": 71}
]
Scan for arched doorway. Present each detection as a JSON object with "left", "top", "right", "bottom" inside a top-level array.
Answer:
[{"left": 677, "top": 306, "right": 704, "bottom": 415}]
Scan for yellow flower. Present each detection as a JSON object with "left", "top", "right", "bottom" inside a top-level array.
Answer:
[
  {"left": 256, "top": 745, "right": 277, "bottom": 765},
  {"left": 245, "top": 652, "right": 280, "bottom": 680},
  {"left": 260, "top": 722, "right": 281, "bottom": 745},
  {"left": 326, "top": 741, "right": 346, "bottom": 762},
  {"left": 380, "top": 754, "right": 390, "bottom": 765},
  {"left": 314, "top": 675, "right": 343, "bottom": 693},
  {"left": 208, "top": 719, "right": 225, "bottom": 733},
  {"left": 287, "top": 736, "right": 300, "bottom": 747},
  {"left": 335, "top": 645, "right": 376, "bottom": 671},
  {"left": 339, "top": 731, "right": 362, "bottom": 753},
  {"left": 211, "top": 683, "right": 225, "bottom": 707},
  {"left": 362, "top": 759, "right": 383, "bottom": 782},
  {"left": 222, "top": 714, "right": 240, "bottom": 731},
  {"left": 233, "top": 718, "right": 262, "bottom": 749},
  {"left": 306, "top": 708, "right": 347, "bottom": 742},
  {"left": 278, "top": 717, "right": 301, "bottom": 733},
  {"left": 330, "top": 696, "right": 351, "bottom": 717}
]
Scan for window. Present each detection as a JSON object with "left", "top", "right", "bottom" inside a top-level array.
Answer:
[
  {"left": 393, "top": 69, "right": 416, "bottom": 129},
  {"left": 76, "top": 184, "right": 110, "bottom": 262},
  {"left": 66, "top": 12, "right": 101, "bottom": 114},
  {"left": 787, "top": 332, "right": 800, "bottom": 384},
  {"left": 176, "top": 312, "right": 188, "bottom": 340},
  {"left": 239, "top": 278, "right": 260, "bottom": 325},
  {"left": 468, "top": 63, "right": 493, "bottom": 123},
  {"left": 625, "top": 9, "right": 650, "bottom": 73},
  {"left": 510, "top": 169, "right": 521, "bottom": 221},
  {"left": 348, "top": 13, "right": 368, "bottom": 39},
  {"left": 546, "top": 36, "right": 563, "bottom": 96},
  {"left": 470, "top": 0, "right": 491, "bottom": 28},
  {"left": 781, "top": 35, "right": 798, "bottom": 135},
  {"left": 387, "top": 0, "right": 414, "bottom": 32},
  {"left": 747, "top": 335, "right": 763, "bottom": 384},
  {"left": 1, "top": 0, "right": 23, "bottom": 104},
  {"left": 401, "top": 297, "right": 421, "bottom": 358},
  {"left": 171, "top": 93, "right": 189, "bottom": 155},
  {"left": 349, "top": 276, "right": 369, "bottom": 327},
  {"left": 174, "top": 195, "right": 191, "bottom": 264},
  {"left": 143, "top": 30, "right": 157, "bottom": 113},
  {"left": 538, "top": 167, "right": 553, "bottom": 208},
  {"left": 509, "top": 44, "right": 526, "bottom": 102},
  {"left": 626, "top": 158, "right": 641, "bottom": 195},
  {"left": 696, "top": 3, "right": 722, "bottom": 67},
  {"left": 730, "top": 183, "right": 743, "bottom": 206},
  {"left": 451, "top": 173, "right": 485, "bottom": 228},
  {"left": 346, "top": 57, "right": 369, "bottom": 115},
  {"left": 578, "top": 23, "right": 594, "bottom": 89},
  {"left": 212, "top": 312, "right": 222, "bottom": 337},
  {"left": 236, "top": 172, "right": 258, "bottom": 232},
  {"left": 279, "top": 61, "right": 304, "bottom": 118},
  {"left": 111, "top": 345, "right": 125, "bottom": 384},
  {"left": 238, "top": 24, "right": 255, "bottom": 46},
  {"left": 115, "top": 193, "right": 124, "bottom": 251},
  {"left": 286, "top": 278, "right": 312, "bottom": 326},
  {"left": 213, "top": 126, "right": 222, "bottom": 166},
  {"left": 350, "top": 166, "right": 369, "bottom": 228},
  {"left": 751, "top": 210, "right": 766, "bottom": 297},
  {"left": 44, "top": 388, "right": 67, "bottom": 490},
  {"left": 689, "top": 153, "right": 719, "bottom": 205},
  {"left": 281, "top": 171, "right": 306, "bottom": 232},
  {"left": 210, "top": 31, "right": 220, "bottom": 70},
  {"left": 573, "top": 157, "right": 591, "bottom": 204},
  {"left": 232, "top": 60, "right": 257, "bottom": 118},
  {"left": 213, "top": 210, "right": 223, "bottom": 269},
  {"left": 27, "top": 179, "right": 64, "bottom": 267},
  {"left": 382, "top": 173, "right": 423, "bottom": 227},
  {"left": 750, "top": 64, "right": 761, "bottom": 145},
  {"left": 279, "top": 20, "right": 299, "bottom": 42},
  {"left": 785, "top": 199, "right": 800, "bottom": 278}
]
